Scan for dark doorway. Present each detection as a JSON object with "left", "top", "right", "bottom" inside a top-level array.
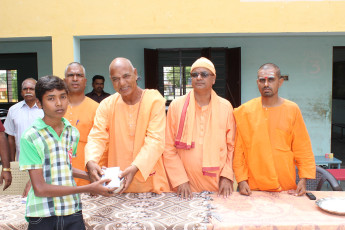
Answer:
[
  {"left": 0, "top": 53, "right": 38, "bottom": 110},
  {"left": 331, "top": 47, "right": 345, "bottom": 167}
]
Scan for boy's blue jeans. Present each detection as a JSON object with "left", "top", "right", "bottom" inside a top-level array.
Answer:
[{"left": 28, "top": 211, "right": 85, "bottom": 230}]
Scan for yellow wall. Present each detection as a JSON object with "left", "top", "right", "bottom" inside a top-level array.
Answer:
[{"left": 1, "top": 0, "right": 345, "bottom": 77}]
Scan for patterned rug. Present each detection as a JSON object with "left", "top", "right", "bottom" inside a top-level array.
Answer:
[
  {"left": 0, "top": 192, "right": 214, "bottom": 230},
  {"left": 83, "top": 192, "right": 212, "bottom": 230}
]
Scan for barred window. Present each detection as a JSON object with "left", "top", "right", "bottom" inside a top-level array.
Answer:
[
  {"left": 158, "top": 49, "right": 200, "bottom": 104},
  {"left": 144, "top": 47, "right": 241, "bottom": 107},
  {"left": 163, "top": 66, "right": 192, "bottom": 101},
  {"left": 0, "top": 70, "right": 18, "bottom": 103}
]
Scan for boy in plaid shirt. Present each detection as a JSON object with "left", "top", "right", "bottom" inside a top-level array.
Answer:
[{"left": 19, "top": 76, "right": 115, "bottom": 230}]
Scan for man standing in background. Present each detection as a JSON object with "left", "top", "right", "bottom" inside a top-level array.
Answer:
[
  {"left": 86, "top": 75, "right": 111, "bottom": 103},
  {"left": 4, "top": 78, "right": 43, "bottom": 161},
  {"left": 64, "top": 62, "right": 100, "bottom": 186}
]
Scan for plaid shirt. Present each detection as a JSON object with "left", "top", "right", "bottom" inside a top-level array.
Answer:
[{"left": 19, "top": 118, "right": 81, "bottom": 218}]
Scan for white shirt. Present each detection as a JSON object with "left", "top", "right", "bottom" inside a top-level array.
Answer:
[{"left": 4, "top": 100, "right": 43, "bottom": 160}]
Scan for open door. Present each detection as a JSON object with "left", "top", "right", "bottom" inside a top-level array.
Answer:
[
  {"left": 225, "top": 47, "right": 241, "bottom": 108},
  {"left": 331, "top": 46, "right": 345, "bottom": 166},
  {"left": 144, "top": 48, "right": 159, "bottom": 90}
]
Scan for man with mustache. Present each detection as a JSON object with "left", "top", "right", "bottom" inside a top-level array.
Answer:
[
  {"left": 4, "top": 78, "right": 43, "bottom": 161},
  {"left": 85, "top": 57, "right": 169, "bottom": 194},
  {"left": 64, "top": 62, "right": 100, "bottom": 186},
  {"left": 85, "top": 75, "right": 111, "bottom": 103},
  {"left": 233, "top": 63, "right": 315, "bottom": 196}
]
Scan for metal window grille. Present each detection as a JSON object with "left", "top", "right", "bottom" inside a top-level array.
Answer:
[
  {"left": 158, "top": 49, "right": 201, "bottom": 102},
  {"left": 157, "top": 48, "right": 228, "bottom": 104},
  {"left": 163, "top": 66, "right": 192, "bottom": 101},
  {"left": 0, "top": 70, "right": 18, "bottom": 103}
]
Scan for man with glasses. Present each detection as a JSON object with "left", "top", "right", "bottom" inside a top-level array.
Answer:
[
  {"left": 85, "top": 57, "right": 169, "bottom": 194},
  {"left": 163, "top": 57, "right": 236, "bottom": 199},
  {"left": 233, "top": 63, "right": 315, "bottom": 196}
]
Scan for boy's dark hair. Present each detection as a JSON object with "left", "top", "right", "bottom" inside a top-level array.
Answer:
[
  {"left": 92, "top": 75, "right": 105, "bottom": 84},
  {"left": 35, "top": 75, "right": 68, "bottom": 104}
]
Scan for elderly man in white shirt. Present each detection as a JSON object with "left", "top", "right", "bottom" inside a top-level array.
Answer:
[{"left": 4, "top": 78, "right": 43, "bottom": 161}]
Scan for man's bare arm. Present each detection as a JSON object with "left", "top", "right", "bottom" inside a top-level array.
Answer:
[
  {"left": 7, "top": 135, "right": 16, "bottom": 162},
  {"left": 0, "top": 132, "right": 12, "bottom": 190}
]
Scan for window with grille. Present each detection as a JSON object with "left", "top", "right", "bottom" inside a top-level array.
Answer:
[
  {"left": 163, "top": 66, "right": 192, "bottom": 101},
  {"left": 0, "top": 70, "right": 18, "bottom": 103},
  {"left": 144, "top": 47, "right": 241, "bottom": 107},
  {"left": 158, "top": 49, "right": 201, "bottom": 103}
]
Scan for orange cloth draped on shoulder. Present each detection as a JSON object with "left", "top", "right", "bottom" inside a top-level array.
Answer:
[
  {"left": 233, "top": 97, "right": 316, "bottom": 191},
  {"left": 64, "top": 97, "right": 100, "bottom": 186},
  {"left": 163, "top": 89, "right": 235, "bottom": 192},
  {"left": 85, "top": 89, "right": 169, "bottom": 194}
]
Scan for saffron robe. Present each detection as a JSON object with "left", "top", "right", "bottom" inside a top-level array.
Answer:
[
  {"left": 233, "top": 97, "right": 316, "bottom": 191},
  {"left": 85, "top": 89, "right": 169, "bottom": 193},
  {"left": 65, "top": 97, "right": 99, "bottom": 186},
  {"left": 164, "top": 90, "right": 235, "bottom": 192}
]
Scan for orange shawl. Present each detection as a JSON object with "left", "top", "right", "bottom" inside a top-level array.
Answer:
[{"left": 175, "top": 89, "right": 221, "bottom": 177}]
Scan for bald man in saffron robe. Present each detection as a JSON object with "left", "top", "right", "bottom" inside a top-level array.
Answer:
[
  {"left": 233, "top": 63, "right": 315, "bottom": 196},
  {"left": 85, "top": 57, "right": 169, "bottom": 194},
  {"left": 164, "top": 57, "right": 236, "bottom": 199}
]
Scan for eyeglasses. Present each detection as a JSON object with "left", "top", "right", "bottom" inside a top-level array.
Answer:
[
  {"left": 258, "top": 76, "right": 276, "bottom": 84},
  {"left": 190, "top": 72, "right": 213, "bottom": 78}
]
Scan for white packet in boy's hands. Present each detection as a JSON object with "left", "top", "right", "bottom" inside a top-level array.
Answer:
[{"left": 101, "top": 167, "right": 124, "bottom": 192}]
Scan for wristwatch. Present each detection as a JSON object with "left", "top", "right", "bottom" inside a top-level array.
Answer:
[{"left": 2, "top": 168, "right": 11, "bottom": 172}]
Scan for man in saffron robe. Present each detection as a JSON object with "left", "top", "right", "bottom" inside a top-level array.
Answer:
[
  {"left": 85, "top": 57, "right": 169, "bottom": 194},
  {"left": 233, "top": 63, "right": 315, "bottom": 196},
  {"left": 163, "top": 57, "right": 236, "bottom": 199},
  {"left": 64, "top": 62, "right": 100, "bottom": 186}
]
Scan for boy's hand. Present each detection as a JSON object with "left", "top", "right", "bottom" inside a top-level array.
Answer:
[
  {"left": 22, "top": 180, "right": 31, "bottom": 197},
  {"left": 89, "top": 179, "right": 116, "bottom": 197},
  {"left": 86, "top": 161, "right": 104, "bottom": 183}
]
